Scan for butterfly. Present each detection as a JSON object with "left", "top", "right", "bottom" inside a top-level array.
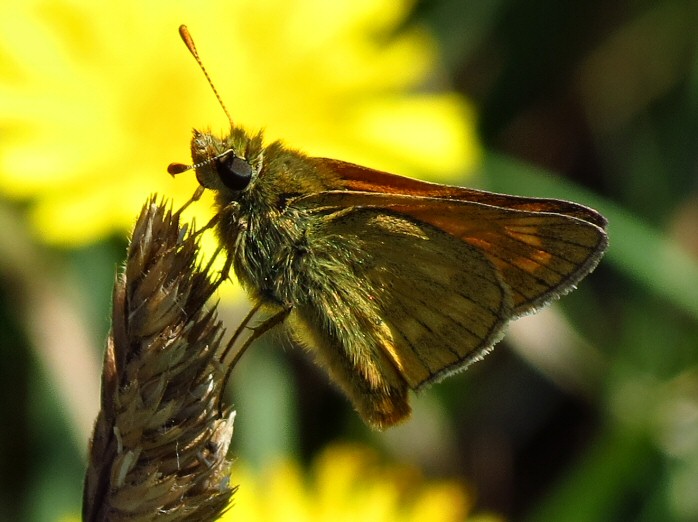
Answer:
[{"left": 170, "top": 26, "right": 608, "bottom": 429}]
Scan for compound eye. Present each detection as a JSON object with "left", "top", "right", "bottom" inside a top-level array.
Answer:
[{"left": 216, "top": 153, "right": 253, "bottom": 190}]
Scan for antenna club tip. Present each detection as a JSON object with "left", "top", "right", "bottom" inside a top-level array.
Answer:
[
  {"left": 168, "top": 162, "right": 189, "bottom": 176},
  {"left": 178, "top": 24, "right": 197, "bottom": 55}
]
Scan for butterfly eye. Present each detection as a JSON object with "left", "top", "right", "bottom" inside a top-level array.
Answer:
[{"left": 216, "top": 153, "right": 253, "bottom": 191}]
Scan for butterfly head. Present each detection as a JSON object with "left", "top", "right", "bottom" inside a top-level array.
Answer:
[{"left": 169, "top": 127, "right": 264, "bottom": 196}]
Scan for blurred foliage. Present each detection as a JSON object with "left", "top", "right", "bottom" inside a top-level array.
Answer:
[{"left": 1, "top": 0, "right": 698, "bottom": 521}]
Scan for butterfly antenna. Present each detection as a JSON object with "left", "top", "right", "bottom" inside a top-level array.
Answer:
[{"left": 178, "top": 25, "right": 234, "bottom": 128}]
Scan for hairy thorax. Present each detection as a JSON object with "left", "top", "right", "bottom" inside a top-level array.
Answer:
[{"left": 215, "top": 192, "right": 311, "bottom": 306}]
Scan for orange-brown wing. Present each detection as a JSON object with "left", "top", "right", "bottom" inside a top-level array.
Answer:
[
  {"left": 314, "top": 157, "right": 606, "bottom": 228},
  {"left": 303, "top": 158, "right": 608, "bottom": 316}
]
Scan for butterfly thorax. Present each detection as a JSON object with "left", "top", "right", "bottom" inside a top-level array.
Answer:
[{"left": 216, "top": 188, "right": 310, "bottom": 306}]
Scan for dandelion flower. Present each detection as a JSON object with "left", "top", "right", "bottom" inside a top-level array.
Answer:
[{"left": 0, "top": 0, "right": 478, "bottom": 247}]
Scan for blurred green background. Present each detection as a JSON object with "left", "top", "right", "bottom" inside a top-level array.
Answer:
[{"left": 1, "top": 0, "right": 697, "bottom": 521}]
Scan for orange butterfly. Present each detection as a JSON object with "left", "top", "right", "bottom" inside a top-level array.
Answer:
[{"left": 170, "top": 26, "right": 608, "bottom": 429}]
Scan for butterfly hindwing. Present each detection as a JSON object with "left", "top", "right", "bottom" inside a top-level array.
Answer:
[
  {"left": 289, "top": 203, "right": 513, "bottom": 423},
  {"left": 329, "top": 207, "right": 514, "bottom": 388}
]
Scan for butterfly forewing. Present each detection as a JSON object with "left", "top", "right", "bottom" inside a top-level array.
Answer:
[
  {"left": 394, "top": 202, "right": 607, "bottom": 314},
  {"left": 307, "top": 157, "right": 608, "bottom": 315}
]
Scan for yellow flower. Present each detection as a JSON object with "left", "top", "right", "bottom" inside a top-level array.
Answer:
[
  {"left": 223, "top": 444, "right": 501, "bottom": 522},
  {"left": 0, "top": 0, "right": 478, "bottom": 247}
]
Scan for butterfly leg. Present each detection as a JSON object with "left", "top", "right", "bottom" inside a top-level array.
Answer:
[{"left": 217, "top": 304, "right": 291, "bottom": 412}]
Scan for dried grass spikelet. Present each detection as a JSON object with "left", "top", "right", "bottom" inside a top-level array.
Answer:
[{"left": 83, "top": 196, "right": 235, "bottom": 521}]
